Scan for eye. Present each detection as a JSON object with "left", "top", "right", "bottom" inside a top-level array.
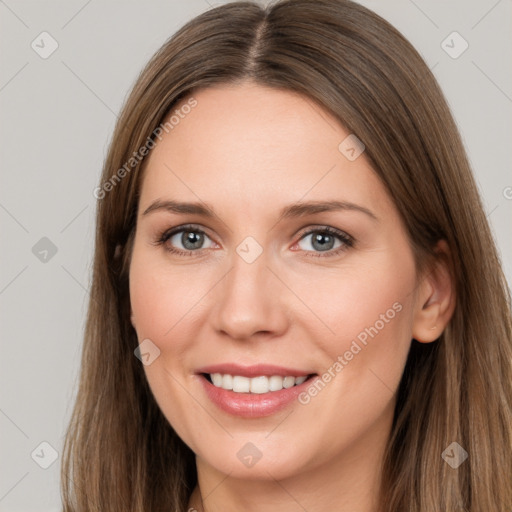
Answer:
[
  {"left": 294, "top": 226, "right": 354, "bottom": 257},
  {"left": 154, "top": 224, "right": 354, "bottom": 258},
  {"left": 155, "top": 224, "right": 216, "bottom": 256}
]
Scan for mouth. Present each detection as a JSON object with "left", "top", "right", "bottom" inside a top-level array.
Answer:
[
  {"left": 202, "top": 372, "right": 316, "bottom": 394},
  {"left": 195, "top": 364, "right": 318, "bottom": 418}
]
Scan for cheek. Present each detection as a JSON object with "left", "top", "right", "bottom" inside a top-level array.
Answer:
[
  {"left": 129, "top": 248, "right": 210, "bottom": 344},
  {"left": 129, "top": 250, "right": 215, "bottom": 450},
  {"left": 289, "top": 252, "right": 416, "bottom": 396},
  {"left": 281, "top": 263, "right": 415, "bottom": 468}
]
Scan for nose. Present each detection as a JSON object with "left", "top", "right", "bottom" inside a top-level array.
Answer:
[{"left": 210, "top": 244, "right": 290, "bottom": 341}]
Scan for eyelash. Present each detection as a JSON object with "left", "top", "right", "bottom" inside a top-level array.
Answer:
[{"left": 153, "top": 224, "right": 355, "bottom": 258}]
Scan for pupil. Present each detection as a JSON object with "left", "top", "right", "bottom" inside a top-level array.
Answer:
[
  {"left": 182, "top": 231, "right": 203, "bottom": 250},
  {"left": 313, "top": 233, "right": 334, "bottom": 251}
]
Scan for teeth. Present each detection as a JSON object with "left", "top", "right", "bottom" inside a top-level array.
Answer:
[
  {"left": 283, "top": 376, "right": 295, "bottom": 389},
  {"left": 250, "top": 376, "right": 269, "bottom": 394},
  {"left": 269, "top": 375, "right": 283, "bottom": 391},
  {"left": 232, "top": 375, "right": 250, "bottom": 393},
  {"left": 211, "top": 373, "right": 223, "bottom": 387},
  {"left": 295, "top": 376, "right": 307, "bottom": 385},
  {"left": 209, "top": 373, "right": 309, "bottom": 393},
  {"left": 222, "top": 374, "right": 233, "bottom": 390}
]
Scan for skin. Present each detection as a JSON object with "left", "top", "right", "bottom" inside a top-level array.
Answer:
[{"left": 129, "top": 82, "right": 454, "bottom": 512}]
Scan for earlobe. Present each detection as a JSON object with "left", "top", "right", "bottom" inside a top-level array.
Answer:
[
  {"left": 130, "top": 309, "right": 136, "bottom": 330},
  {"left": 412, "top": 240, "right": 456, "bottom": 343}
]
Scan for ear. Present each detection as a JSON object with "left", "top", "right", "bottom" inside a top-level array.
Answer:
[
  {"left": 130, "top": 308, "right": 136, "bottom": 330},
  {"left": 412, "top": 240, "right": 456, "bottom": 343}
]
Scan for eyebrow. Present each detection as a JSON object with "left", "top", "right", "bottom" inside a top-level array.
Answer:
[{"left": 142, "top": 199, "right": 378, "bottom": 222}]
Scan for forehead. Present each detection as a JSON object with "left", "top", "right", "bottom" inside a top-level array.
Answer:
[{"left": 138, "top": 83, "right": 392, "bottom": 218}]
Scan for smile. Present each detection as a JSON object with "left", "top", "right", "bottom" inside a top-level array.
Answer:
[
  {"left": 195, "top": 364, "right": 318, "bottom": 417},
  {"left": 207, "top": 373, "right": 309, "bottom": 393}
]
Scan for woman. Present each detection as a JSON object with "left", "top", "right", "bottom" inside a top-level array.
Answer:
[{"left": 61, "top": 0, "right": 512, "bottom": 510}]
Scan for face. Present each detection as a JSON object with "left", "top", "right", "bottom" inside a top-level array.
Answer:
[{"left": 129, "top": 82, "right": 421, "bottom": 481}]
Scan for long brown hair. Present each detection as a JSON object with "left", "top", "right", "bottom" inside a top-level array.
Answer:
[{"left": 60, "top": 1, "right": 512, "bottom": 510}]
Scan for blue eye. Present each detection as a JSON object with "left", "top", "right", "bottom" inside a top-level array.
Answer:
[
  {"left": 154, "top": 224, "right": 354, "bottom": 258},
  {"left": 156, "top": 225, "right": 215, "bottom": 256},
  {"left": 295, "top": 227, "right": 354, "bottom": 257}
]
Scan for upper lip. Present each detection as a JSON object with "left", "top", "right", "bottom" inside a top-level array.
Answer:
[{"left": 196, "top": 363, "right": 315, "bottom": 378}]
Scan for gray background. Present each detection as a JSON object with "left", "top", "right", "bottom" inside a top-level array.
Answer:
[{"left": 1, "top": 0, "right": 511, "bottom": 510}]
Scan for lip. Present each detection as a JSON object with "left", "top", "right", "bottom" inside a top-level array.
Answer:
[
  {"left": 195, "top": 363, "right": 317, "bottom": 418},
  {"left": 195, "top": 363, "right": 312, "bottom": 378}
]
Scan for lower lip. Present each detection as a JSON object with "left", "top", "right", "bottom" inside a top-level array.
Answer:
[{"left": 199, "top": 374, "right": 316, "bottom": 418}]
